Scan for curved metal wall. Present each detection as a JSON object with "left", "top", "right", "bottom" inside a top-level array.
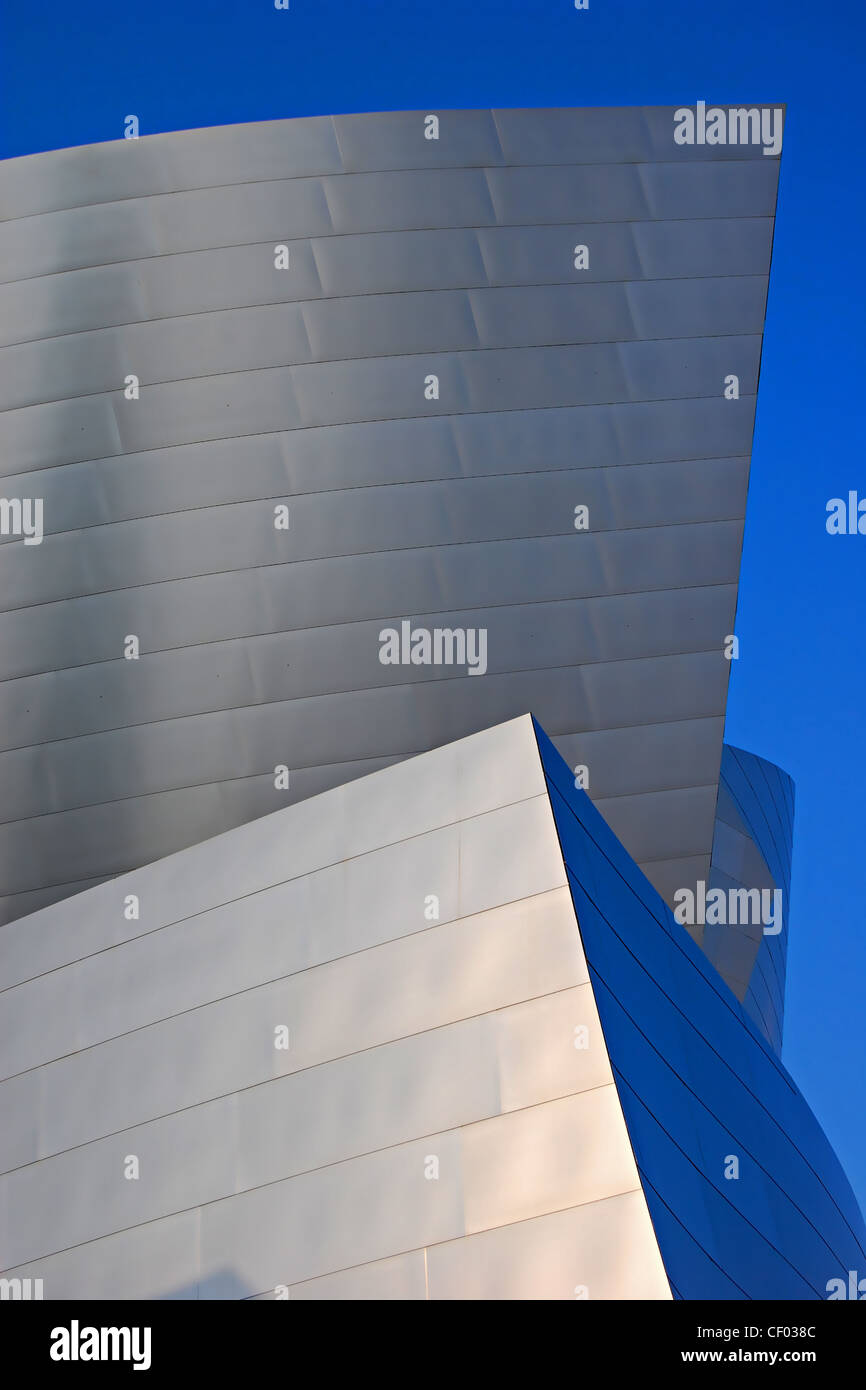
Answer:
[
  {"left": 0, "top": 715, "right": 675, "bottom": 1301},
  {"left": 708, "top": 744, "right": 794, "bottom": 1054},
  {"left": 535, "top": 721, "right": 866, "bottom": 1300},
  {"left": 0, "top": 108, "right": 781, "bottom": 923}
]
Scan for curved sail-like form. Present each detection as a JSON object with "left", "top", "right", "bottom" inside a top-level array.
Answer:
[{"left": 0, "top": 108, "right": 780, "bottom": 923}]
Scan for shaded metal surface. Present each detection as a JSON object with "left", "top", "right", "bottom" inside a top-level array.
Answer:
[
  {"left": 707, "top": 744, "right": 794, "bottom": 1052},
  {"left": 0, "top": 107, "right": 781, "bottom": 922}
]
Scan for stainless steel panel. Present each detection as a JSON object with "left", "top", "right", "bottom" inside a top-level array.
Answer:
[
  {"left": 0, "top": 279, "right": 766, "bottom": 413},
  {"left": 0, "top": 107, "right": 780, "bottom": 224},
  {"left": 0, "top": 161, "right": 779, "bottom": 285},
  {"left": 461, "top": 1089, "right": 640, "bottom": 1233},
  {"left": 0, "top": 648, "right": 731, "bottom": 826},
  {"left": 0, "top": 462, "right": 748, "bottom": 606},
  {"left": 493, "top": 105, "right": 781, "bottom": 165},
  {"left": 486, "top": 161, "right": 779, "bottom": 224},
  {"left": 266, "top": 1250, "right": 427, "bottom": 1301},
  {"left": 426, "top": 1193, "right": 671, "bottom": 1300},
  {"left": 0, "top": 982, "right": 609, "bottom": 1262},
  {"left": 0, "top": 717, "right": 546, "bottom": 977},
  {"left": 595, "top": 785, "right": 719, "bottom": 865},
  {"left": 0, "top": 585, "right": 737, "bottom": 751},
  {"left": 0, "top": 219, "right": 774, "bottom": 349},
  {"left": 0, "top": 654, "right": 729, "bottom": 895},
  {"left": 332, "top": 109, "right": 504, "bottom": 171},
  {"left": 0, "top": 115, "right": 344, "bottom": 218},
  {"left": 0, "top": 1209, "right": 201, "bottom": 1301},
  {"left": 25, "top": 888, "right": 580, "bottom": 1151},
  {"left": 0, "top": 402, "right": 753, "bottom": 538},
  {"left": 0, "top": 107, "right": 776, "bottom": 950}
]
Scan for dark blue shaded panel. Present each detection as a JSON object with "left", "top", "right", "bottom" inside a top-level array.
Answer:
[
  {"left": 533, "top": 717, "right": 866, "bottom": 1302},
  {"left": 714, "top": 743, "right": 795, "bottom": 1050}
]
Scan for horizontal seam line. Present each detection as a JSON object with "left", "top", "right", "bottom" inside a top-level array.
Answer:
[
  {"left": 5, "top": 1170, "right": 643, "bottom": 1284},
  {"left": 0, "top": 513, "right": 747, "bottom": 615},
  {"left": 0, "top": 152, "right": 781, "bottom": 226},
  {"left": 0, "top": 649, "right": 730, "bottom": 812},
  {"left": 0, "top": 272, "right": 770, "bottom": 349},
  {"left": 0, "top": 215, "right": 776, "bottom": 291},
  {"left": 0, "top": 329, "right": 764, "bottom": 413},
  {"left": 0, "top": 977, "right": 597, "bottom": 1178},
  {"left": 0, "top": 875, "right": 563, "bottom": 1086},
  {"left": 0, "top": 453, "right": 751, "bottom": 543},
  {"left": 0, "top": 578, "right": 740, "bottom": 684},
  {"left": 238, "top": 1183, "right": 658, "bottom": 1301},
  {"left": 0, "top": 791, "right": 557, "bottom": 954},
  {"left": 0, "top": 706, "right": 727, "bottom": 895},
  {"left": 0, "top": 391, "right": 759, "bottom": 480},
  {"left": 0, "top": 611, "right": 738, "bottom": 745}
]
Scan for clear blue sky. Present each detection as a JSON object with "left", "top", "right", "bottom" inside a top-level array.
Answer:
[{"left": 2, "top": 0, "right": 865, "bottom": 1212}]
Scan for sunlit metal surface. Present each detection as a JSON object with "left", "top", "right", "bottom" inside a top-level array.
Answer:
[{"left": 0, "top": 108, "right": 780, "bottom": 924}]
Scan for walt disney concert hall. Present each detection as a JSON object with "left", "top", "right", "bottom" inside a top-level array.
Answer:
[{"left": 0, "top": 106, "right": 862, "bottom": 1299}]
